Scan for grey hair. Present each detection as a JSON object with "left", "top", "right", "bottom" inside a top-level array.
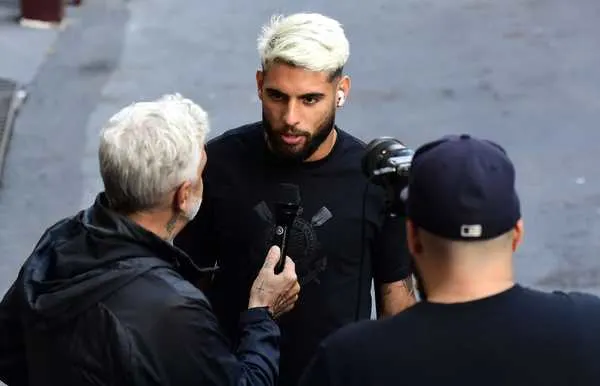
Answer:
[
  {"left": 99, "top": 93, "right": 209, "bottom": 212},
  {"left": 257, "top": 13, "right": 350, "bottom": 76}
]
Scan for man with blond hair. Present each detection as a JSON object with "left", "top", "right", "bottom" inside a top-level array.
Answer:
[
  {"left": 176, "top": 13, "right": 415, "bottom": 385},
  {"left": 0, "top": 94, "right": 300, "bottom": 386}
]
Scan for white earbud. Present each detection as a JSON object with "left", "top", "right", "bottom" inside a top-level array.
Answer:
[{"left": 337, "top": 90, "right": 345, "bottom": 107}]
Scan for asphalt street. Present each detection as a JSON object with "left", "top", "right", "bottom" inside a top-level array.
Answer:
[{"left": 1, "top": 0, "right": 599, "bottom": 300}]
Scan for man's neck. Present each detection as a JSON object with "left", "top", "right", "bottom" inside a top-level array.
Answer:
[
  {"left": 127, "top": 210, "right": 181, "bottom": 242},
  {"left": 305, "top": 128, "right": 338, "bottom": 162},
  {"left": 419, "top": 254, "right": 515, "bottom": 303}
]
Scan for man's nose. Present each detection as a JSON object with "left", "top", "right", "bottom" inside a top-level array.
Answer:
[{"left": 283, "top": 100, "right": 301, "bottom": 127}]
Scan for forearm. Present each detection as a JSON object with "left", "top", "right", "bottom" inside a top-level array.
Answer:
[
  {"left": 235, "top": 307, "right": 281, "bottom": 385},
  {"left": 155, "top": 299, "right": 281, "bottom": 386},
  {"left": 376, "top": 277, "right": 416, "bottom": 318},
  {"left": 371, "top": 213, "right": 415, "bottom": 318}
]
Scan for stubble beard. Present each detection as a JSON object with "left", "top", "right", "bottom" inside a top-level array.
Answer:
[{"left": 262, "top": 109, "right": 336, "bottom": 162}]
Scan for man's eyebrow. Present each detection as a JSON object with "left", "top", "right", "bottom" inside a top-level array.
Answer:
[
  {"left": 265, "top": 88, "right": 325, "bottom": 99},
  {"left": 298, "top": 92, "right": 325, "bottom": 99},
  {"left": 264, "top": 88, "right": 289, "bottom": 100},
  {"left": 265, "top": 87, "right": 286, "bottom": 95}
]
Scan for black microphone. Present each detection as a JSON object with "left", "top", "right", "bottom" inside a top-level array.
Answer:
[{"left": 273, "top": 183, "right": 301, "bottom": 274}]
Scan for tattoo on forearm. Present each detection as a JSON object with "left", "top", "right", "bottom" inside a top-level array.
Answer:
[{"left": 382, "top": 276, "right": 417, "bottom": 298}]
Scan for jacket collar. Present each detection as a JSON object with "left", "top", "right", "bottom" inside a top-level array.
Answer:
[{"left": 88, "top": 192, "right": 215, "bottom": 279}]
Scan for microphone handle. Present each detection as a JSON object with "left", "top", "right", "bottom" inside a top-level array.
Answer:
[{"left": 274, "top": 225, "right": 288, "bottom": 274}]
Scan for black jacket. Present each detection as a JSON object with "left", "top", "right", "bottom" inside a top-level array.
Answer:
[{"left": 0, "top": 193, "right": 280, "bottom": 386}]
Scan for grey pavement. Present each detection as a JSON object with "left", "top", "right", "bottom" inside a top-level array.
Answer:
[
  {"left": 1, "top": 0, "right": 600, "bottom": 300},
  {"left": 0, "top": 0, "right": 57, "bottom": 183},
  {"left": 0, "top": 2, "right": 58, "bottom": 87}
]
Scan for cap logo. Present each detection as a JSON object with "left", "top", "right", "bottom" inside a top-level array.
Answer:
[{"left": 460, "top": 224, "right": 482, "bottom": 238}]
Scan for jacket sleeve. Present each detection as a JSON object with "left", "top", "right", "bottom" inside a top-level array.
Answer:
[
  {"left": 146, "top": 296, "right": 280, "bottom": 386},
  {"left": 0, "top": 283, "right": 28, "bottom": 386}
]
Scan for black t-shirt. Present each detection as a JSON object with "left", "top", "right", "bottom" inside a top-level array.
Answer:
[
  {"left": 175, "top": 122, "right": 412, "bottom": 386},
  {"left": 299, "top": 284, "right": 600, "bottom": 386}
]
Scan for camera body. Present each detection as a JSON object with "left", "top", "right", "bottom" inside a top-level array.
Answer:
[{"left": 361, "top": 137, "right": 414, "bottom": 217}]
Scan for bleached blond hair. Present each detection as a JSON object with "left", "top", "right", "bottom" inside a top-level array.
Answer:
[
  {"left": 257, "top": 13, "right": 350, "bottom": 77},
  {"left": 99, "top": 93, "right": 209, "bottom": 212}
]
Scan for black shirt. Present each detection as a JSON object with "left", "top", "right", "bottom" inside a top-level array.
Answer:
[
  {"left": 299, "top": 284, "right": 600, "bottom": 386},
  {"left": 175, "top": 122, "right": 412, "bottom": 386}
]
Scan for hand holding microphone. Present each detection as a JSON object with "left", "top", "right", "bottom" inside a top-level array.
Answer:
[
  {"left": 248, "top": 183, "right": 302, "bottom": 318},
  {"left": 249, "top": 246, "right": 300, "bottom": 318}
]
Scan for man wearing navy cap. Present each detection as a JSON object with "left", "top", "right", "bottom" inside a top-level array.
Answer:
[{"left": 299, "top": 134, "right": 600, "bottom": 386}]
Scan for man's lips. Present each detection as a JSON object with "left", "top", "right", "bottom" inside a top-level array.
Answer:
[{"left": 280, "top": 133, "right": 305, "bottom": 145}]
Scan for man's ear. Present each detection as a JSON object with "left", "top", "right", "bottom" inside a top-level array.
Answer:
[
  {"left": 512, "top": 219, "right": 524, "bottom": 252},
  {"left": 336, "top": 75, "right": 351, "bottom": 103},
  {"left": 256, "top": 70, "right": 264, "bottom": 101},
  {"left": 174, "top": 180, "right": 193, "bottom": 213},
  {"left": 406, "top": 219, "right": 423, "bottom": 256}
]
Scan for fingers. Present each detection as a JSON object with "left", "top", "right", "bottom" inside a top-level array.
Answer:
[
  {"left": 290, "top": 281, "right": 300, "bottom": 295},
  {"left": 273, "top": 283, "right": 299, "bottom": 307},
  {"left": 262, "top": 245, "right": 281, "bottom": 270},
  {"left": 272, "top": 294, "right": 300, "bottom": 319},
  {"left": 285, "top": 281, "right": 300, "bottom": 298},
  {"left": 252, "top": 248, "right": 300, "bottom": 317},
  {"left": 280, "top": 257, "right": 297, "bottom": 285},
  {"left": 272, "top": 282, "right": 301, "bottom": 315},
  {"left": 282, "top": 256, "right": 295, "bottom": 274},
  {"left": 265, "top": 251, "right": 296, "bottom": 279},
  {"left": 275, "top": 294, "right": 300, "bottom": 317},
  {"left": 278, "top": 268, "right": 300, "bottom": 306}
]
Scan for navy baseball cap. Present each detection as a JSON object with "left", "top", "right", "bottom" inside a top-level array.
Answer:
[{"left": 405, "top": 134, "right": 521, "bottom": 241}]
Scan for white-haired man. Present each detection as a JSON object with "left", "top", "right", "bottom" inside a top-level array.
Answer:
[
  {"left": 175, "top": 13, "right": 416, "bottom": 386},
  {"left": 0, "top": 94, "right": 300, "bottom": 386}
]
